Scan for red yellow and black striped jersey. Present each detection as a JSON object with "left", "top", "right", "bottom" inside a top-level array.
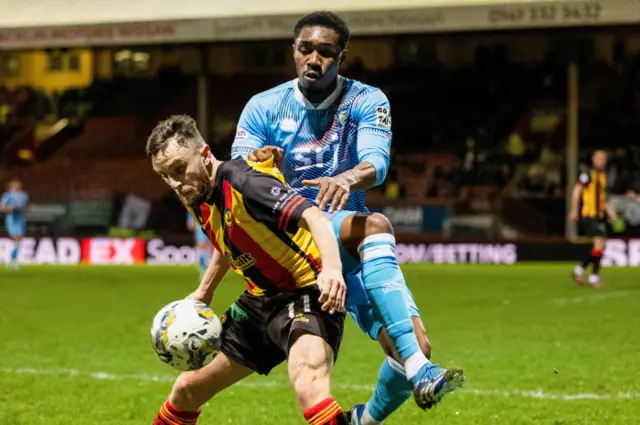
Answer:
[
  {"left": 578, "top": 168, "right": 607, "bottom": 219},
  {"left": 188, "top": 158, "right": 322, "bottom": 296}
]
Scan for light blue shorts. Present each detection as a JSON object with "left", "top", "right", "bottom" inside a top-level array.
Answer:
[
  {"left": 5, "top": 217, "right": 25, "bottom": 237},
  {"left": 326, "top": 210, "right": 420, "bottom": 340}
]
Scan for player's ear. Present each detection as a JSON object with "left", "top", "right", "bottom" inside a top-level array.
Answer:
[
  {"left": 339, "top": 49, "right": 348, "bottom": 66},
  {"left": 200, "top": 144, "right": 211, "bottom": 164}
]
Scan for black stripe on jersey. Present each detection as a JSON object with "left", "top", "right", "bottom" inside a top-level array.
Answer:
[
  {"left": 243, "top": 199, "right": 320, "bottom": 279},
  {"left": 217, "top": 202, "right": 281, "bottom": 296}
]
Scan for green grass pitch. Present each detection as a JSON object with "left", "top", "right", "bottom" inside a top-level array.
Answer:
[{"left": 1, "top": 264, "right": 639, "bottom": 424}]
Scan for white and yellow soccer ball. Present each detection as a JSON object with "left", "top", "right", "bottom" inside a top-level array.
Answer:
[{"left": 150, "top": 299, "right": 223, "bottom": 371}]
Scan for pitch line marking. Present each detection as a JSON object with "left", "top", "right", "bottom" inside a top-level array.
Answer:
[
  {"left": 2, "top": 367, "right": 639, "bottom": 401},
  {"left": 549, "top": 291, "right": 633, "bottom": 306}
]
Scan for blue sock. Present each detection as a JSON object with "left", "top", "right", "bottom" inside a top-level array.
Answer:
[
  {"left": 359, "top": 234, "right": 420, "bottom": 360},
  {"left": 10, "top": 241, "right": 19, "bottom": 262},
  {"left": 198, "top": 250, "right": 210, "bottom": 275},
  {"left": 366, "top": 357, "right": 412, "bottom": 423}
]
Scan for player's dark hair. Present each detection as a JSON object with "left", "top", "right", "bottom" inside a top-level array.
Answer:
[
  {"left": 294, "top": 11, "right": 350, "bottom": 50},
  {"left": 146, "top": 114, "right": 203, "bottom": 158}
]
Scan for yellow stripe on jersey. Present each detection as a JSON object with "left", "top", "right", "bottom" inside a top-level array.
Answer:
[
  {"left": 228, "top": 185, "right": 319, "bottom": 289},
  {"left": 581, "top": 170, "right": 607, "bottom": 218}
]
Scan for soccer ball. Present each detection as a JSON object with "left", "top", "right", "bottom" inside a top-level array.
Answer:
[{"left": 150, "top": 299, "right": 223, "bottom": 371}]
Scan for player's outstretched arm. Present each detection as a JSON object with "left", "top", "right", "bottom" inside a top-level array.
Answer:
[
  {"left": 187, "top": 248, "right": 230, "bottom": 305},
  {"left": 299, "top": 207, "right": 346, "bottom": 315},
  {"left": 302, "top": 89, "right": 392, "bottom": 212}
]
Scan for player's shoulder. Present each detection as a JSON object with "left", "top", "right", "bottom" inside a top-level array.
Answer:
[
  {"left": 223, "top": 158, "right": 284, "bottom": 195},
  {"left": 346, "top": 78, "right": 382, "bottom": 93},
  {"left": 345, "top": 78, "right": 385, "bottom": 97},
  {"left": 578, "top": 167, "right": 593, "bottom": 184},
  {"left": 221, "top": 158, "right": 267, "bottom": 185},
  {"left": 344, "top": 78, "right": 389, "bottom": 107}
]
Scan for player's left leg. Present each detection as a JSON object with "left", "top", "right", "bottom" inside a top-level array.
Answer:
[
  {"left": 154, "top": 352, "right": 253, "bottom": 424},
  {"left": 574, "top": 220, "right": 607, "bottom": 288},
  {"left": 337, "top": 212, "right": 464, "bottom": 410},
  {"left": 588, "top": 236, "right": 606, "bottom": 288},
  {"left": 269, "top": 286, "right": 348, "bottom": 425},
  {"left": 288, "top": 331, "right": 349, "bottom": 425},
  {"left": 348, "top": 315, "right": 431, "bottom": 425},
  {"left": 6, "top": 218, "right": 24, "bottom": 270}
]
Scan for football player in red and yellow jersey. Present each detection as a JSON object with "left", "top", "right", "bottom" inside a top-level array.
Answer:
[
  {"left": 147, "top": 114, "right": 350, "bottom": 425},
  {"left": 570, "top": 150, "right": 618, "bottom": 287}
]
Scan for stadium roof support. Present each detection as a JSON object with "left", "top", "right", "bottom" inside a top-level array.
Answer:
[{"left": 1, "top": 0, "right": 640, "bottom": 49}]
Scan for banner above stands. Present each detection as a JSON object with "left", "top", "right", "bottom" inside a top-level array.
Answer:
[{"left": 1, "top": 0, "right": 638, "bottom": 49}]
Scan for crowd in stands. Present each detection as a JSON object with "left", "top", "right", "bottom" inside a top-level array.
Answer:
[{"left": 2, "top": 37, "right": 640, "bottom": 236}]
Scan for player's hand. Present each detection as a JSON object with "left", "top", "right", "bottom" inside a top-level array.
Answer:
[
  {"left": 186, "top": 287, "right": 213, "bottom": 306},
  {"left": 302, "top": 176, "right": 351, "bottom": 213},
  {"left": 608, "top": 212, "right": 618, "bottom": 224},
  {"left": 570, "top": 209, "right": 579, "bottom": 222},
  {"left": 317, "top": 267, "right": 346, "bottom": 315},
  {"left": 249, "top": 146, "right": 284, "bottom": 170}
]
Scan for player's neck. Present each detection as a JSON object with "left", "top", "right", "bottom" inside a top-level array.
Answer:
[
  {"left": 298, "top": 78, "right": 338, "bottom": 105},
  {"left": 209, "top": 159, "right": 223, "bottom": 188}
]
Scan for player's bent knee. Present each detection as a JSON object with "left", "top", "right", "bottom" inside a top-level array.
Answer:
[{"left": 364, "top": 213, "right": 394, "bottom": 237}]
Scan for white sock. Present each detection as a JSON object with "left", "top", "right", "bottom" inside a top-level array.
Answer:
[
  {"left": 574, "top": 265, "right": 584, "bottom": 276},
  {"left": 361, "top": 404, "right": 383, "bottom": 425},
  {"left": 404, "top": 351, "right": 430, "bottom": 381},
  {"left": 588, "top": 274, "right": 600, "bottom": 284}
]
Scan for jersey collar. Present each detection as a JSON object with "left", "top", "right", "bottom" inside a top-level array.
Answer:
[{"left": 293, "top": 76, "right": 344, "bottom": 110}]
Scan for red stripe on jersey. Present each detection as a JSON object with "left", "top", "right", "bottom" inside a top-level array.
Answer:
[
  {"left": 279, "top": 194, "right": 305, "bottom": 231},
  {"left": 198, "top": 203, "right": 221, "bottom": 252},
  {"left": 223, "top": 180, "right": 298, "bottom": 292},
  {"left": 307, "top": 253, "right": 322, "bottom": 274}
]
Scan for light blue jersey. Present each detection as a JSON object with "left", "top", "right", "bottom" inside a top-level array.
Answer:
[
  {"left": 231, "top": 77, "right": 392, "bottom": 213},
  {"left": 2, "top": 190, "right": 29, "bottom": 237},
  {"left": 1, "top": 190, "right": 29, "bottom": 220}
]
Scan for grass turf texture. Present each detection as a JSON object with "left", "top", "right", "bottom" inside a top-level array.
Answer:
[{"left": 0, "top": 264, "right": 638, "bottom": 424}]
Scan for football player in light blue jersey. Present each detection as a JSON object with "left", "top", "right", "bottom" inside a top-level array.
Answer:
[
  {"left": 186, "top": 209, "right": 212, "bottom": 277},
  {"left": 232, "top": 11, "right": 465, "bottom": 424},
  {"left": 1, "top": 179, "right": 30, "bottom": 270}
]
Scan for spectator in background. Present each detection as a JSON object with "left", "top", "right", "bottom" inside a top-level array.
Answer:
[{"left": 0, "top": 86, "right": 12, "bottom": 125}]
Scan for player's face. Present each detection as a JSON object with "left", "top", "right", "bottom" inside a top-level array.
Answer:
[
  {"left": 152, "top": 139, "right": 213, "bottom": 207},
  {"left": 9, "top": 181, "right": 21, "bottom": 191},
  {"left": 294, "top": 26, "right": 345, "bottom": 92},
  {"left": 593, "top": 151, "right": 608, "bottom": 170}
]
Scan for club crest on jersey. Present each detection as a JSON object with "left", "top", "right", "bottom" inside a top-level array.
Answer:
[
  {"left": 338, "top": 112, "right": 347, "bottom": 124},
  {"left": 224, "top": 210, "right": 233, "bottom": 227},
  {"left": 375, "top": 106, "right": 391, "bottom": 129},
  {"left": 271, "top": 186, "right": 281, "bottom": 197}
]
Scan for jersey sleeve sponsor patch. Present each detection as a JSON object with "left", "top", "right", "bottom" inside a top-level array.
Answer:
[
  {"left": 375, "top": 106, "right": 391, "bottom": 129},
  {"left": 579, "top": 172, "right": 591, "bottom": 185},
  {"left": 234, "top": 129, "right": 249, "bottom": 141}
]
